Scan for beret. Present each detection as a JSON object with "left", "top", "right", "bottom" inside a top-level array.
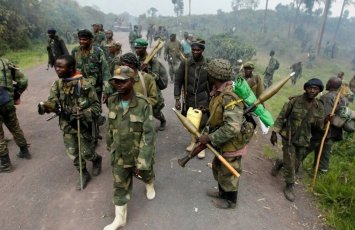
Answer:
[
  {"left": 243, "top": 61, "right": 254, "bottom": 69},
  {"left": 304, "top": 78, "right": 324, "bottom": 92},
  {"left": 47, "top": 28, "right": 56, "bottom": 34},
  {"left": 134, "top": 38, "right": 148, "bottom": 47},
  {"left": 191, "top": 38, "right": 205, "bottom": 50}
]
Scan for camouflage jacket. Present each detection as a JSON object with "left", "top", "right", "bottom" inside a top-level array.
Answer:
[
  {"left": 164, "top": 40, "right": 182, "bottom": 62},
  {"left": 72, "top": 45, "right": 111, "bottom": 93},
  {"left": 107, "top": 92, "right": 156, "bottom": 170},
  {"left": 47, "top": 35, "right": 69, "bottom": 66},
  {"left": 240, "top": 73, "right": 263, "bottom": 98},
  {"left": 273, "top": 94, "right": 324, "bottom": 147},
  {"left": 93, "top": 31, "right": 106, "bottom": 47},
  {"left": 0, "top": 58, "right": 28, "bottom": 107},
  {"left": 208, "top": 82, "right": 246, "bottom": 152},
  {"left": 129, "top": 30, "right": 142, "bottom": 44},
  {"left": 133, "top": 72, "right": 158, "bottom": 107},
  {"left": 47, "top": 76, "right": 101, "bottom": 134},
  {"left": 106, "top": 53, "right": 121, "bottom": 76},
  {"left": 174, "top": 56, "right": 210, "bottom": 108},
  {"left": 265, "top": 56, "right": 279, "bottom": 75}
]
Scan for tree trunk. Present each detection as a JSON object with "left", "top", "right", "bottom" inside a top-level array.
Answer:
[
  {"left": 189, "top": 0, "right": 191, "bottom": 16},
  {"left": 262, "top": 0, "right": 269, "bottom": 33},
  {"left": 332, "top": 0, "right": 346, "bottom": 43},
  {"left": 316, "top": 0, "right": 331, "bottom": 56}
]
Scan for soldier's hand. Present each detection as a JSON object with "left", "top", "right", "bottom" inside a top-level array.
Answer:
[
  {"left": 133, "top": 168, "right": 142, "bottom": 179},
  {"left": 197, "top": 135, "right": 210, "bottom": 145},
  {"left": 102, "top": 93, "right": 108, "bottom": 104},
  {"left": 270, "top": 131, "right": 278, "bottom": 146},
  {"left": 325, "top": 114, "right": 334, "bottom": 123},
  {"left": 175, "top": 99, "right": 181, "bottom": 110},
  {"left": 140, "top": 63, "right": 148, "bottom": 72},
  {"left": 73, "top": 110, "right": 84, "bottom": 120}
]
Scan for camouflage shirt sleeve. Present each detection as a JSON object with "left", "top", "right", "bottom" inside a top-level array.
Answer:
[
  {"left": 273, "top": 100, "right": 293, "bottom": 133},
  {"left": 208, "top": 94, "right": 243, "bottom": 147},
  {"left": 80, "top": 83, "right": 101, "bottom": 122},
  {"left": 13, "top": 68, "right": 28, "bottom": 94},
  {"left": 100, "top": 50, "right": 112, "bottom": 94}
]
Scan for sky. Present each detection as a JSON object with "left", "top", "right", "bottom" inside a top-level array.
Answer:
[{"left": 76, "top": 0, "right": 355, "bottom": 18}]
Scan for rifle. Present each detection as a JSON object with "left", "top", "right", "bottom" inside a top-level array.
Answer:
[{"left": 178, "top": 50, "right": 188, "bottom": 115}]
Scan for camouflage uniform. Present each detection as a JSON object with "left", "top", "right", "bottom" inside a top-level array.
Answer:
[
  {"left": 273, "top": 94, "right": 324, "bottom": 184},
  {"left": 0, "top": 58, "right": 29, "bottom": 169},
  {"left": 72, "top": 45, "right": 111, "bottom": 102},
  {"left": 92, "top": 31, "right": 106, "bottom": 47},
  {"left": 263, "top": 56, "right": 279, "bottom": 88},
  {"left": 240, "top": 72, "right": 263, "bottom": 98},
  {"left": 208, "top": 82, "right": 247, "bottom": 205},
  {"left": 129, "top": 29, "right": 142, "bottom": 51},
  {"left": 106, "top": 53, "right": 121, "bottom": 76},
  {"left": 290, "top": 62, "right": 302, "bottom": 85},
  {"left": 46, "top": 76, "right": 101, "bottom": 171},
  {"left": 47, "top": 35, "right": 69, "bottom": 67},
  {"left": 107, "top": 92, "right": 156, "bottom": 205},
  {"left": 164, "top": 40, "right": 182, "bottom": 82}
]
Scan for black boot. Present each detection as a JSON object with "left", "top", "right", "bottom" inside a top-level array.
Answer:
[
  {"left": 212, "top": 191, "right": 237, "bottom": 209},
  {"left": 283, "top": 183, "right": 295, "bottom": 202},
  {"left": 76, "top": 168, "right": 91, "bottom": 190},
  {"left": 271, "top": 159, "right": 283, "bottom": 176},
  {"left": 0, "top": 154, "right": 13, "bottom": 173},
  {"left": 158, "top": 115, "right": 166, "bottom": 131},
  {"left": 17, "top": 146, "right": 31, "bottom": 159},
  {"left": 92, "top": 155, "right": 102, "bottom": 176}
]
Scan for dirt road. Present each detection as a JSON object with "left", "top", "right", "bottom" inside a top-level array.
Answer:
[{"left": 0, "top": 32, "right": 325, "bottom": 230}]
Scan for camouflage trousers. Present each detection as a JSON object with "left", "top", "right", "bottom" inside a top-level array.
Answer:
[
  {"left": 212, "top": 155, "right": 242, "bottom": 192},
  {"left": 282, "top": 138, "right": 307, "bottom": 184},
  {"left": 305, "top": 138, "right": 334, "bottom": 172},
  {"left": 168, "top": 60, "right": 180, "bottom": 82},
  {"left": 0, "top": 106, "right": 28, "bottom": 157},
  {"left": 63, "top": 131, "right": 98, "bottom": 171},
  {"left": 153, "top": 90, "right": 165, "bottom": 122},
  {"left": 263, "top": 73, "right": 274, "bottom": 89},
  {"left": 111, "top": 164, "right": 155, "bottom": 206}
]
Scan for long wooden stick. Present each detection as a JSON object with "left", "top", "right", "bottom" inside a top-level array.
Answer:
[
  {"left": 311, "top": 86, "right": 343, "bottom": 189},
  {"left": 77, "top": 110, "right": 83, "bottom": 191},
  {"left": 143, "top": 38, "right": 165, "bottom": 65}
]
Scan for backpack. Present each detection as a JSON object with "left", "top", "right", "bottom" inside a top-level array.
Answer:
[
  {"left": 155, "top": 61, "right": 168, "bottom": 90},
  {"left": 274, "top": 59, "right": 280, "bottom": 70}
]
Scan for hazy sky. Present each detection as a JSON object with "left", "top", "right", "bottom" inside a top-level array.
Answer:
[{"left": 76, "top": 0, "right": 355, "bottom": 17}]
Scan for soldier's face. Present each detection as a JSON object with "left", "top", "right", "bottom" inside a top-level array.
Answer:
[
  {"left": 135, "top": 47, "right": 146, "bottom": 57},
  {"left": 112, "top": 78, "right": 133, "bottom": 94},
  {"left": 191, "top": 47, "right": 203, "bottom": 59},
  {"left": 305, "top": 86, "right": 320, "bottom": 99},
  {"left": 79, "top": 37, "right": 92, "bottom": 49},
  {"left": 55, "top": 59, "right": 71, "bottom": 78},
  {"left": 244, "top": 67, "right": 253, "bottom": 77},
  {"left": 105, "top": 32, "right": 113, "bottom": 39}
]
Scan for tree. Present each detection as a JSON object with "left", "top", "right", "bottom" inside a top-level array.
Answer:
[
  {"left": 147, "top": 7, "right": 158, "bottom": 17},
  {"left": 262, "top": 0, "right": 269, "bottom": 33},
  {"left": 172, "top": 0, "right": 184, "bottom": 16},
  {"left": 231, "top": 0, "right": 260, "bottom": 11},
  {"left": 316, "top": 0, "right": 331, "bottom": 55},
  {"left": 332, "top": 0, "right": 355, "bottom": 43}
]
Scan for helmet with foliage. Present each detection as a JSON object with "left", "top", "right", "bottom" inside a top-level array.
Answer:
[{"left": 206, "top": 58, "right": 232, "bottom": 81}]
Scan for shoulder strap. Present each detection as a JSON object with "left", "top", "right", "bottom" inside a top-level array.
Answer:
[{"left": 137, "top": 71, "right": 147, "bottom": 97}]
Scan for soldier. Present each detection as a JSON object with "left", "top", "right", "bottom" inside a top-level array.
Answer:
[
  {"left": 106, "top": 42, "right": 122, "bottom": 76},
  {"left": 146, "top": 24, "right": 155, "bottom": 47},
  {"left": 164, "top": 33, "right": 182, "bottom": 83},
  {"left": 92, "top": 23, "right": 106, "bottom": 47},
  {"left": 240, "top": 61, "right": 263, "bottom": 98},
  {"left": 270, "top": 78, "right": 325, "bottom": 201},
  {"left": 134, "top": 38, "right": 166, "bottom": 131},
  {"left": 38, "top": 55, "right": 102, "bottom": 189},
  {"left": 263, "top": 50, "right": 279, "bottom": 88},
  {"left": 0, "top": 57, "right": 31, "bottom": 172},
  {"left": 104, "top": 30, "right": 115, "bottom": 46},
  {"left": 196, "top": 59, "right": 254, "bottom": 209},
  {"left": 103, "top": 66, "right": 156, "bottom": 230},
  {"left": 290, "top": 62, "right": 302, "bottom": 85},
  {"left": 128, "top": 25, "right": 142, "bottom": 51},
  {"left": 47, "top": 28, "right": 69, "bottom": 69},
  {"left": 350, "top": 75, "right": 355, "bottom": 93},
  {"left": 181, "top": 32, "right": 192, "bottom": 58},
  {"left": 337, "top": 71, "right": 344, "bottom": 81},
  {"left": 306, "top": 47, "right": 316, "bottom": 68},
  {"left": 174, "top": 38, "right": 210, "bottom": 159}
]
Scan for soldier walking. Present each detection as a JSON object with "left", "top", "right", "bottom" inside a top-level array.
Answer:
[
  {"left": 38, "top": 55, "right": 102, "bottom": 189},
  {"left": 240, "top": 61, "right": 263, "bottom": 98},
  {"left": 263, "top": 50, "right": 279, "bottom": 88},
  {"left": 104, "top": 66, "right": 156, "bottom": 230},
  {"left": 0, "top": 57, "right": 31, "bottom": 172},
  {"left": 129, "top": 25, "right": 142, "bottom": 52},
  {"left": 47, "top": 28, "right": 69, "bottom": 69},
  {"left": 270, "top": 78, "right": 325, "bottom": 201},
  {"left": 164, "top": 33, "right": 182, "bottom": 83}
]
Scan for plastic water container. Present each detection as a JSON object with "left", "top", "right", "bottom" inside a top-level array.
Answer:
[{"left": 186, "top": 107, "right": 202, "bottom": 129}]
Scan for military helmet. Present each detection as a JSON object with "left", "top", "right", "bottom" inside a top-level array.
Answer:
[{"left": 206, "top": 59, "right": 232, "bottom": 81}]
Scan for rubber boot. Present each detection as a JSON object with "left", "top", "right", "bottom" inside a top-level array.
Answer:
[
  {"left": 0, "top": 154, "right": 12, "bottom": 173},
  {"left": 271, "top": 159, "right": 283, "bottom": 176},
  {"left": 212, "top": 191, "right": 237, "bottom": 209},
  {"left": 206, "top": 189, "right": 221, "bottom": 198},
  {"left": 17, "top": 146, "right": 31, "bottom": 159},
  {"left": 145, "top": 182, "right": 156, "bottom": 200},
  {"left": 103, "top": 204, "right": 127, "bottom": 230},
  {"left": 283, "top": 183, "right": 295, "bottom": 202},
  {"left": 92, "top": 155, "right": 102, "bottom": 176},
  {"left": 197, "top": 149, "right": 206, "bottom": 159},
  {"left": 76, "top": 168, "right": 91, "bottom": 190},
  {"left": 158, "top": 115, "right": 166, "bottom": 131},
  {"left": 185, "top": 135, "right": 196, "bottom": 152}
]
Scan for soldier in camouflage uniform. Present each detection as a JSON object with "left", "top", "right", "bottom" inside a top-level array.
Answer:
[
  {"left": 134, "top": 38, "right": 166, "bottom": 131},
  {"left": 270, "top": 78, "right": 325, "bottom": 202},
  {"left": 38, "top": 55, "right": 102, "bottom": 189},
  {"left": 196, "top": 59, "right": 254, "bottom": 209},
  {"left": 92, "top": 23, "right": 106, "bottom": 47},
  {"left": 129, "top": 25, "right": 142, "bottom": 52},
  {"left": 106, "top": 42, "right": 122, "bottom": 76},
  {"left": 164, "top": 33, "right": 182, "bottom": 83},
  {"left": 0, "top": 58, "right": 31, "bottom": 172},
  {"left": 263, "top": 50, "right": 279, "bottom": 88},
  {"left": 47, "top": 28, "right": 69, "bottom": 68},
  {"left": 104, "top": 66, "right": 156, "bottom": 230},
  {"left": 240, "top": 61, "right": 264, "bottom": 98}
]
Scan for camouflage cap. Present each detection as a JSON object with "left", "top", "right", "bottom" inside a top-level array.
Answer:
[
  {"left": 206, "top": 58, "right": 232, "bottom": 81},
  {"left": 243, "top": 61, "right": 254, "bottom": 69},
  {"left": 134, "top": 38, "right": 148, "bottom": 48},
  {"left": 191, "top": 38, "right": 205, "bottom": 50},
  {"left": 106, "top": 41, "right": 122, "bottom": 49},
  {"left": 110, "top": 66, "right": 135, "bottom": 81},
  {"left": 77, "top": 29, "right": 93, "bottom": 39}
]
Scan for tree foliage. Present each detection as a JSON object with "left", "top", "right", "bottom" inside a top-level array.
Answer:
[
  {"left": 172, "top": 0, "right": 184, "bottom": 16},
  {"left": 231, "top": 0, "right": 260, "bottom": 11}
]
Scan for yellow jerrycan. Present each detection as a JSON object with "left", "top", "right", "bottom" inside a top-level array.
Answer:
[{"left": 186, "top": 107, "right": 202, "bottom": 129}]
